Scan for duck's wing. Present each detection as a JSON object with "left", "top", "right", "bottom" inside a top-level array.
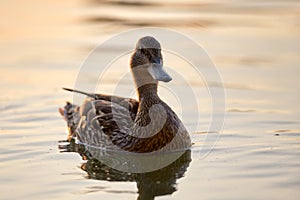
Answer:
[
  {"left": 60, "top": 88, "right": 139, "bottom": 148},
  {"left": 74, "top": 97, "right": 138, "bottom": 149}
]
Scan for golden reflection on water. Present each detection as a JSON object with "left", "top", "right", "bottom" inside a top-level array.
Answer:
[{"left": 1, "top": 0, "right": 300, "bottom": 199}]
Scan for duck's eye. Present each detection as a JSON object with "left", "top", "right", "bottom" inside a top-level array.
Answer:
[
  {"left": 140, "top": 48, "right": 152, "bottom": 59},
  {"left": 140, "top": 48, "right": 146, "bottom": 54}
]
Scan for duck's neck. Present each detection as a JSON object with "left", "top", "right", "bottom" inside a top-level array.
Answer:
[
  {"left": 131, "top": 63, "right": 159, "bottom": 100},
  {"left": 137, "top": 83, "right": 158, "bottom": 100}
]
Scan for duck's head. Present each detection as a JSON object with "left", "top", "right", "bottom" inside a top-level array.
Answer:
[{"left": 130, "top": 36, "right": 172, "bottom": 93}]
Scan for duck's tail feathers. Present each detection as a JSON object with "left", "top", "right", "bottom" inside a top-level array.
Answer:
[
  {"left": 62, "top": 87, "right": 96, "bottom": 99},
  {"left": 59, "top": 101, "right": 80, "bottom": 140}
]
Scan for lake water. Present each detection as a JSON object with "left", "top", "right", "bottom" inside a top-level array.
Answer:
[{"left": 1, "top": 0, "right": 300, "bottom": 199}]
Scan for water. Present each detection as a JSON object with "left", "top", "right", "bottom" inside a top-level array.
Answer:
[{"left": 1, "top": 0, "right": 300, "bottom": 199}]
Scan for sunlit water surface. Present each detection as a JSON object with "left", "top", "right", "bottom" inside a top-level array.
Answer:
[{"left": 1, "top": 0, "right": 300, "bottom": 199}]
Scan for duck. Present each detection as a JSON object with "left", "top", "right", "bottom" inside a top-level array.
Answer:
[{"left": 59, "top": 36, "right": 191, "bottom": 153}]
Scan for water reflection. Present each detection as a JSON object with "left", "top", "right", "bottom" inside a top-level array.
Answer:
[
  {"left": 85, "top": 16, "right": 215, "bottom": 28},
  {"left": 90, "top": 0, "right": 157, "bottom": 7},
  {"left": 59, "top": 140, "right": 191, "bottom": 200},
  {"left": 84, "top": 0, "right": 216, "bottom": 29}
]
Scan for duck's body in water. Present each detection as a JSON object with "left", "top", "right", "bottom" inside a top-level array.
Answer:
[{"left": 59, "top": 36, "right": 191, "bottom": 153}]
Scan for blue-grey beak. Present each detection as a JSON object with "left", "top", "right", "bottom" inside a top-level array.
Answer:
[{"left": 148, "top": 58, "right": 172, "bottom": 82}]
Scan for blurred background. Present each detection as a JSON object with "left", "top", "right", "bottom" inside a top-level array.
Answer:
[
  {"left": 0, "top": 0, "right": 300, "bottom": 199},
  {"left": 1, "top": 0, "right": 299, "bottom": 114}
]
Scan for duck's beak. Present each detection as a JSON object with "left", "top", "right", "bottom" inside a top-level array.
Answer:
[{"left": 148, "top": 58, "right": 172, "bottom": 82}]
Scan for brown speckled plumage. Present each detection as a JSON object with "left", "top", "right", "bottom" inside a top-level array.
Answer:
[{"left": 60, "top": 36, "right": 191, "bottom": 152}]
